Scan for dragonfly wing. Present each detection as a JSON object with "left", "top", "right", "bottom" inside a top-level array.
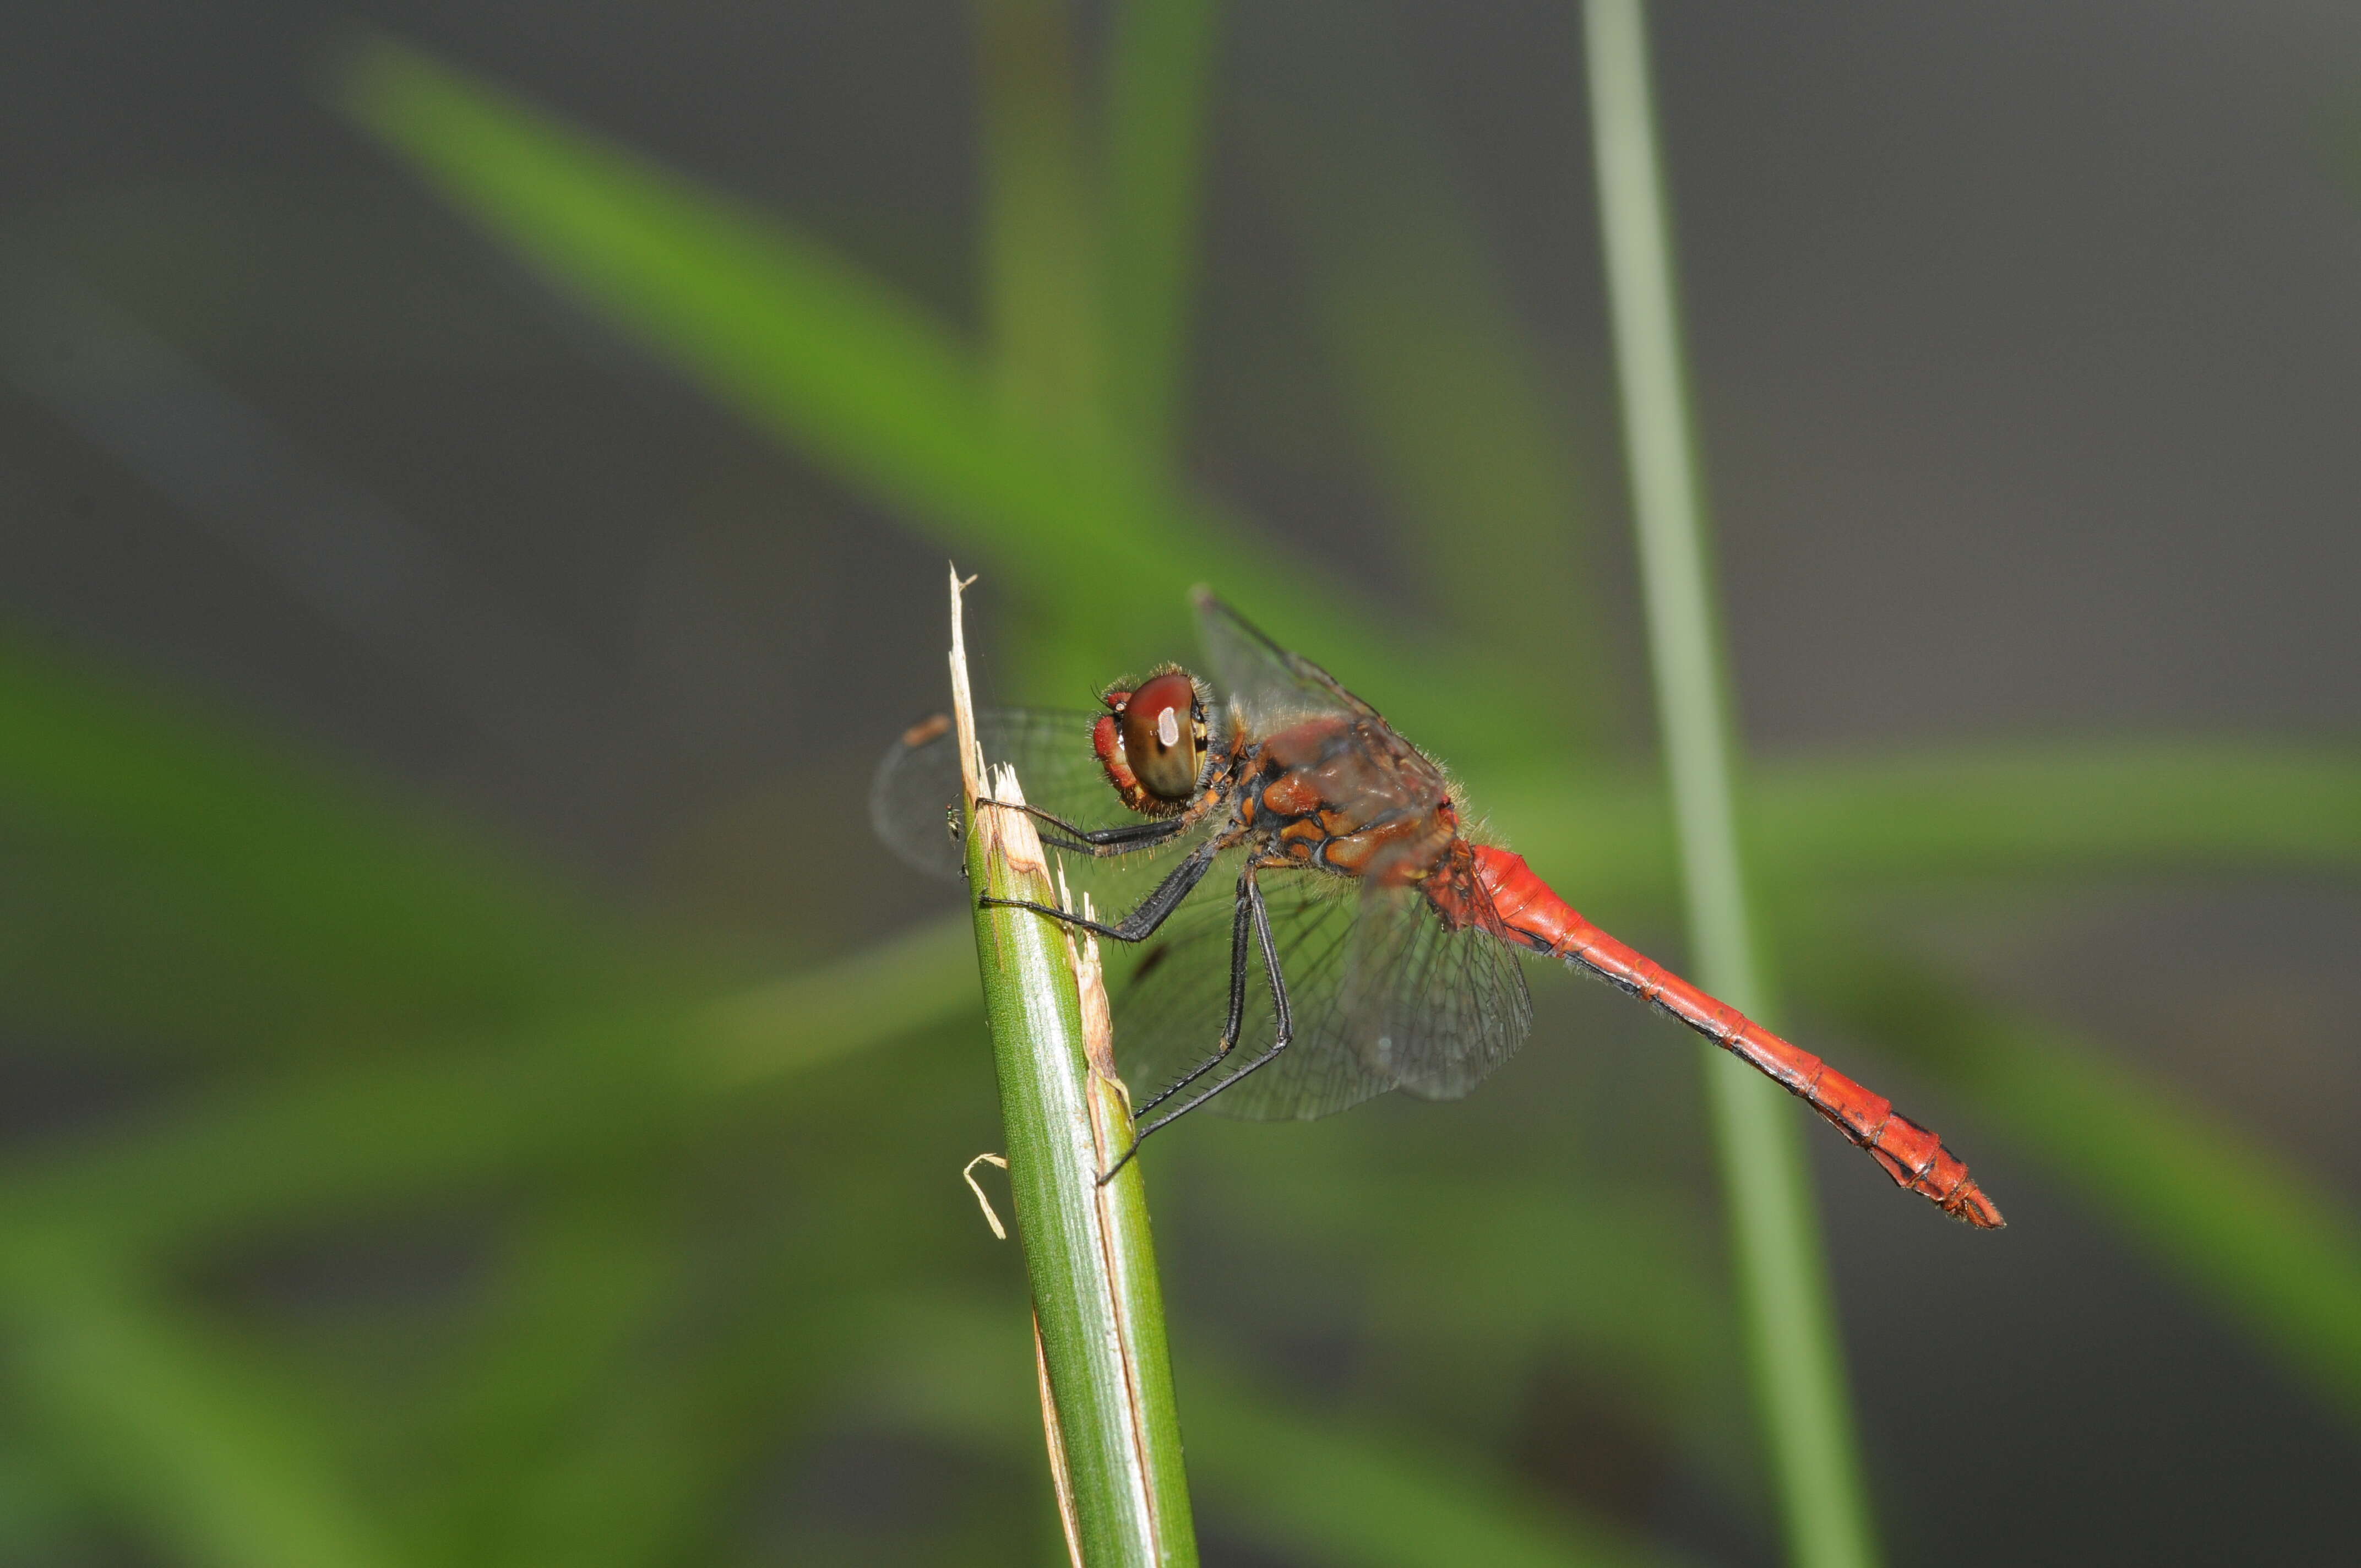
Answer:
[
  {"left": 871, "top": 707, "right": 1158, "bottom": 880},
  {"left": 869, "top": 712, "right": 972, "bottom": 878},
  {"left": 1110, "top": 865, "right": 1412, "bottom": 1122},
  {"left": 1191, "top": 591, "right": 1378, "bottom": 740},
  {"left": 1342, "top": 869, "right": 1532, "bottom": 1102}
]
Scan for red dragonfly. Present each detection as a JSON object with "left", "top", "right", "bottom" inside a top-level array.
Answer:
[{"left": 874, "top": 591, "right": 2002, "bottom": 1227}]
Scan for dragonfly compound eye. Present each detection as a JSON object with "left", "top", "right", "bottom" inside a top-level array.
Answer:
[{"left": 1120, "top": 671, "right": 1203, "bottom": 802}]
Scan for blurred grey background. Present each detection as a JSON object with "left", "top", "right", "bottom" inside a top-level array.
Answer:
[{"left": 3, "top": 3, "right": 2357, "bottom": 1563}]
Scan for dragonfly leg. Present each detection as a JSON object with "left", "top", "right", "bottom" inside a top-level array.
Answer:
[
  {"left": 975, "top": 799, "right": 1189, "bottom": 859},
  {"left": 978, "top": 837, "right": 1220, "bottom": 943},
  {"left": 1132, "top": 865, "right": 1259, "bottom": 1119},
  {"left": 1035, "top": 821, "right": 1190, "bottom": 859},
  {"left": 1101, "top": 868, "right": 1293, "bottom": 1184}
]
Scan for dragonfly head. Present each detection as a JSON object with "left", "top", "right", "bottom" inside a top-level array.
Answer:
[{"left": 1094, "top": 668, "right": 1210, "bottom": 816}]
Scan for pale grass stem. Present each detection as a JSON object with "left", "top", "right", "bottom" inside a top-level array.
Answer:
[{"left": 947, "top": 569, "right": 1198, "bottom": 1567}]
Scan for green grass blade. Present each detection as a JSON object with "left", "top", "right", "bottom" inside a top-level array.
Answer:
[
  {"left": 1802, "top": 944, "right": 2361, "bottom": 1422},
  {"left": 955, "top": 585, "right": 1196, "bottom": 1565},
  {"left": 1584, "top": 3, "right": 1880, "bottom": 1564},
  {"left": 1179, "top": 1359, "right": 1692, "bottom": 1568},
  {"left": 333, "top": 36, "right": 1558, "bottom": 771},
  {"left": 1103, "top": 0, "right": 1226, "bottom": 463},
  {"left": 0, "top": 1015, "right": 681, "bottom": 1257},
  {"left": 0, "top": 626, "right": 623, "bottom": 1044},
  {"left": 1179, "top": 1129, "right": 1727, "bottom": 1401},
  {"left": 333, "top": 34, "right": 1129, "bottom": 595},
  {"left": 412, "top": 1199, "right": 683, "bottom": 1567},
  {"left": 1241, "top": 8, "right": 1612, "bottom": 748},
  {"left": 868, "top": 1293, "right": 1687, "bottom": 1568},
  {"left": 0, "top": 919, "right": 978, "bottom": 1257},
  {"left": 336, "top": 35, "right": 1059, "bottom": 564},
  {"left": 974, "top": 0, "right": 1104, "bottom": 434},
  {"left": 1747, "top": 741, "right": 2361, "bottom": 884},
  {"left": 966, "top": 0, "right": 1119, "bottom": 710},
  {"left": 1475, "top": 741, "right": 2361, "bottom": 925},
  {"left": 0, "top": 1242, "right": 400, "bottom": 1568}
]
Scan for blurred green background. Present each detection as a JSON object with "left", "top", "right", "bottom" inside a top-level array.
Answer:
[{"left": 3, "top": 3, "right": 2359, "bottom": 1564}]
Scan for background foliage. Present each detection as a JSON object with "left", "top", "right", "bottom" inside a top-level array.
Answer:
[{"left": 2, "top": 4, "right": 2357, "bottom": 1565}]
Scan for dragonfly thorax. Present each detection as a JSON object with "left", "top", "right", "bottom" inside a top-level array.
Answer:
[{"left": 1237, "top": 714, "right": 1457, "bottom": 881}]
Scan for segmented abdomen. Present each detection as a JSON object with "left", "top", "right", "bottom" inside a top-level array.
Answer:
[{"left": 1470, "top": 846, "right": 2003, "bottom": 1228}]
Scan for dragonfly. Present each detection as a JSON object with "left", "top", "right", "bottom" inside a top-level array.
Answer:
[{"left": 872, "top": 590, "right": 2003, "bottom": 1227}]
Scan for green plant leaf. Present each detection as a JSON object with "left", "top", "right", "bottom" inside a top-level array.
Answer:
[
  {"left": 1747, "top": 742, "right": 2361, "bottom": 885},
  {"left": 334, "top": 34, "right": 1562, "bottom": 774},
  {"left": 1179, "top": 1357, "right": 1695, "bottom": 1568},
  {"left": 1103, "top": 0, "right": 1226, "bottom": 464},
  {"left": 958, "top": 581, "right": 1196, "bottom": 1565},
  {"left": 0, "top": 917, "right": 977, "bottom": 1258},
  {"left": 868, "top": 1292, "right": 1687, "bottom": 1568},
  {"left": 0, "top": 1240, "right": 400, "bottom": 1568},
  {"left": 0, "top": 625, "right": 628, "bottom": 1048},
  {"left": 1239, "top": 3, "right": 1613, "bottom": 749},
  {"left": 974, "top": 0, "right": 1105, "bottom": 434},
  {"left": 1475, "top": 741, "right": 2361, "bottom": 924},
  {"left": 1176, "top": 1129, "right": 1727, "bottom": 1405},
  {"left": 1585, "top": 4, "right": 1879, "bottom": 1561}
]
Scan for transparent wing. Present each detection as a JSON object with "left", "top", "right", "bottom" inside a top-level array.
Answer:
[
  {"left": 1190, "top": 591, "right": 1377, "bottom": 739},
  {"left": 1110, "top": 864, "right": 1400, "bottom": 1122},
  {"left": 871, "top": 708, "right": 1145, "bottom": 879},
  {"left": 871, "top": 706, "right": 1215, "bottom": 928},
  {"left": 1342, "top": 863, "right": 1533, "bottom": 1102},
  {"left": 1108, "top": 857, "right": 1531, "bottom": 1121}
]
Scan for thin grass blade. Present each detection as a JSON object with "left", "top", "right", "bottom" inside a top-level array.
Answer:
[
  {"left": 1584, "top": 2, "right": 1881, "bottom": 1562},
  {"left": 0, "top": 627, "right": 623, "bottom": 1043},
  {"left": 333, "top": 36, "right": 1558, "bottom": 772},
  {"left": 1238, "top": 6, "right": 1612, "bottom": 749},
  {"left": 866, "top": 1292, "right": 1688, "bottom": 1568},
  {"left": 951, "top": 577, "right": 1196, "bottom": 1565},
  {"left": 0, "top": 1242, "right": 400, "bottom": 1568},
  {"left": 975, "top": 0, "right": 1104, "bottom": 435},
  {"left": 1103, "top": 0, "right": 1226, "bottom": 464}
]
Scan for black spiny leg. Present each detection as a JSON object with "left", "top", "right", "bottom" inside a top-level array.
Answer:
[
  {"left": 975, "top": 798, "right": 1191, "bottom": 859},
  {"left": 1130, "top": 865, "right": 1258, "bottom": 1120},
  {"left": 978, "top": 837, "right": 1221, "bottom": 944},
  {"left": 1099, "top": 865, "right": 1294, "bottom": 1184}
]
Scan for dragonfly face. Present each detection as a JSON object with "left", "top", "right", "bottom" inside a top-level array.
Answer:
[{"left": 1091, "top": 669, "right": 1214, "bottom": 816}]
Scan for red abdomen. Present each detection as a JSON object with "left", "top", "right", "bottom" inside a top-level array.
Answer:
[{"left": 1468, "top": 846, "right": 2003, "bottom": 1228}]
